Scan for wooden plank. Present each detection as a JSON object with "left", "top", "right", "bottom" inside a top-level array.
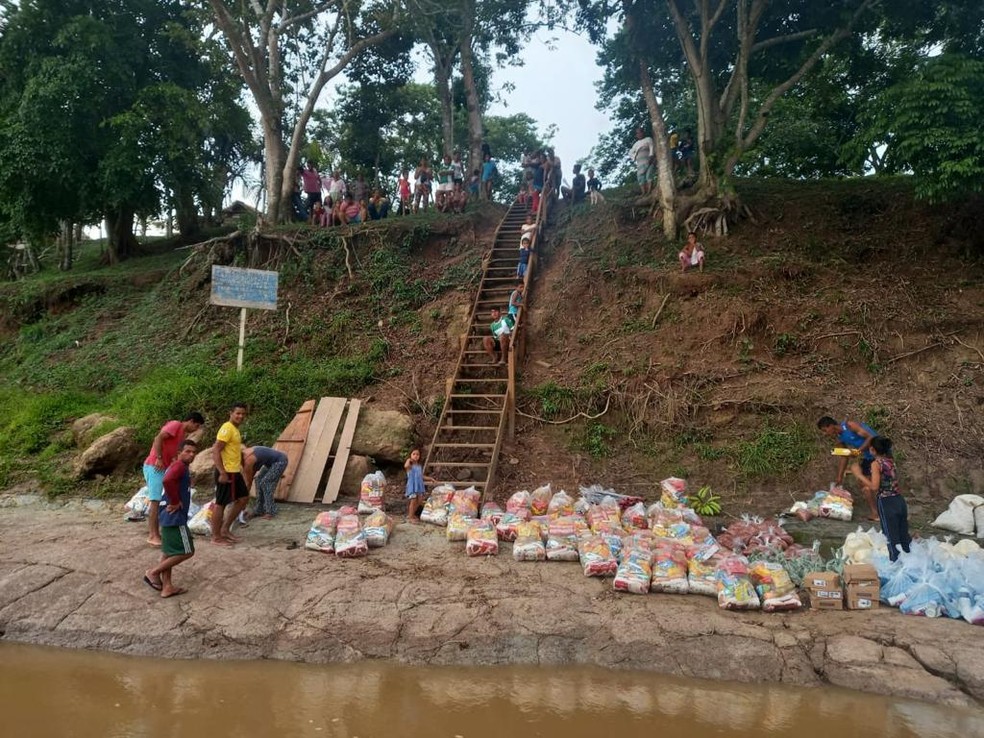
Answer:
[
  {"left": 287, "top": 397, "right": 347, "bottom": 503},
  {"left": 272, "top": 399, "right": 316, "bottom": 501},
  {"left": 322, "top": 398, "right": 362, "bottom": 504}
]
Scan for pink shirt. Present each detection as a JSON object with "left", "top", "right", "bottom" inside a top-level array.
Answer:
[
  {"left": 144, "top": 420, "right": 185, "bottom": 466},
  {"left": 301, "top": 169, "right": 321, "bottom": 193}
]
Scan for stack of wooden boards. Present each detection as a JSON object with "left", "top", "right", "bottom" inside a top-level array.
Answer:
[{"left": 270, "top": 397, "right": 362, "bottom": 504}]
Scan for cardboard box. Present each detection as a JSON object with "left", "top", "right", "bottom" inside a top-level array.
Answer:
[
  {"left": 805, "top": 571, "right": 841, "bottom": 590},
  {"left": 843, "top": 564, "right": 878, "bottom": 587},
  {"left": 808, "top": 589, "right": 844, "bottom": 610},
  {"left": 846, "top": 591, "right": 879, "bottom": 610}
]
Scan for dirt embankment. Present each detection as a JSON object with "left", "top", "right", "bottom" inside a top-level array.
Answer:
[{"left": 1, "top": 497, "right": 981, "bottom": 708}]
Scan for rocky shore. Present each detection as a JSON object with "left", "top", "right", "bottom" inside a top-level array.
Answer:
[{"left": 1, "top": 495, "right": 981, "bottom": 708}]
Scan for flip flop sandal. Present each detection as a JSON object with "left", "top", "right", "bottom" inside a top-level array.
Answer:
[{"left": 143, "top": 575, "right": 163, "bottom": 592}]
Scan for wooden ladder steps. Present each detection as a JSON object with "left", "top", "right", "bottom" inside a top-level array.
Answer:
[
  {"left": 431, "top": 442, "right": 496, "bottom": 449},
  {"left": 447, "top": 393, "right": 506, "bottom": 399}
]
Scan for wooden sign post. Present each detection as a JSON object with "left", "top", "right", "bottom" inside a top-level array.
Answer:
[{"left": 210, "top": 265, "right": 279, "bottom": 371}]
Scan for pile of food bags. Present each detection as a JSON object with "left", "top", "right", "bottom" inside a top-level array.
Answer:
[
  {"left": 717, "top": 516, "right": 794, "bottom": 556},
  {"left": 421, "top": 484, "right": 455, "bottom": 525},
  {"left": 305, "top": 505, "right": 394, "bottom": 558},
  {"left": 789, "top": 484, "right": 853, "bottom": 522},
  {"left": 466, "top": 519, "right": 499, "bottom": 556},
  {"left": 872, "top": 537, "right": 984, "bottom": 624}
]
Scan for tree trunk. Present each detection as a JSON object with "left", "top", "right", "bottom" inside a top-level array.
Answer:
[
  {"left": 174, "top": 185, "right": 201, "bottom": 240},
  {"left": 262, "top": 119, "right": 288, "bottom": 224},
  {"left": 458, "top": 38, "right": 484, "bottom": 175},
  {"left": 433, "top": 53, "right": 455, "bottom": 158},
  {"left": 105, "top": 206, "right": 138, "bottom": 264},
  {"left": 57, "top": 220, "right": 74, "bottom": 271}
]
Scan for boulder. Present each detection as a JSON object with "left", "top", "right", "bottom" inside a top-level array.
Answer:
[
  {"left": 71, "top": 413, "right": 117, "bottom": 448},
  {"left": 349, "top": 409, "right": 413, "bottom": 464},
  {"left": 189, "top": 448, "right": 216, "bottom": 489},
  {"left": 339, "top": 455, "right": 375, "bottom": 496},
  {"left": 74, "top": 427, "right": 142, "bottom": 479}
]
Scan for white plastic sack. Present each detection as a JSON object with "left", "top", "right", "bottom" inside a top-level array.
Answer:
[
  {"left": 123, "top": 487, "right": 151, "bottom": 521},
  {"left": 932, "top": 494, "right": 984, "bottom": 536},
  {"left": 840, "top": 527, "right": 888, "bottom": 564}
]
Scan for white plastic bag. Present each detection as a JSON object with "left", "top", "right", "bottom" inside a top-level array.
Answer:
[
  {"left": 305, "top": 511, "right": 339, "bottom": 553},
  {"left": 358, "top": 471, "right": 386, "bottom": 514},
  {"left": 124, "top": 487, "right": 151, "bottom": 521},
  {"left": 188, "top": 501, "right": 216, "bottom": 536},
  {"left": 932, "top": 494, "right": 984, "bottom": 536}
]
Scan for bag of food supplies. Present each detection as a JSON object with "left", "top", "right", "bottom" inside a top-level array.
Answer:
[
  {"left": 546, "top": 516, "right": 580, "bottom": 561},
  {"left": 614, "top": 550, "right": 653, "bottom": 594},
  {"left": 421, "top": 485, "right": 454, "bottom": 526},
  {"left": 363, "top": 510, "right": 393, "bottom": 547},
  {"left": 651, "top": 541, "right": 690, "bottom": 595},
  {"left": 547, "top": 490, "right": 575, "bottom": 516},
  {"left": 587, "top": 497, "right": 622, "bottom": 533},
  {"left": 748, "top": 561, "right": 801, "bottom": 611},
  {"left": 335, "top": 514, "right": 369, "bottom": 558},
  {"left": 449, "top": 487, "right": 481, "bottom": 518},
  {"left": 358, "top": 471, "right": 386, "bottom": 514},
  {"left": 305, "top": 510, "right": 340, "bottom": 553},
  {"left": 578, "top": 535, "right": 617, "bottom": 577},
  {"left": 530, "top": 483, "right": 553, "bottom": 516},
  {"left": 446, "top": 512, "right": 471, "bottom": 542},
  {"left": 714, "top": 556, "right": 758, "bottom": 609},
  {"left": 660, "top": 477, "right": 688, "bottom": 508},
  {"left": 480, "top": 502, "right": 503, "bottom": 524},
  {"left": 495, "top": 512, "right": 523, "bottom": 541},
  {"left": 188, "top": 501, "right": 216, "bottom": 536},
  {"left": 506, "top": 490, "right": 532, "bottom": 516},
  {"left": 465, "top": 519, "right": 499, "bottom": 556},
  {"left": 621, "top": 501, "right": 648, "bottom": 531},
  {"left": 513, "top": 521, "right": 546, "bottom": 561},
  {"left": 687, "top": 553, "right": 725, "bottom": 596}
]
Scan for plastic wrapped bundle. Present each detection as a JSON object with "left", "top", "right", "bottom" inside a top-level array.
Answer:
[
  {"left": 749, "top": 561, "right": 802, "bottom": 611},
  {"left": 622, "top": 531, "right": 654, "bottom": 558},
  {"left": 819, "top": 484, "right": 853, "bottom": 521},
  {"left": 614, "top": 550, "right": 653, "bottom": 594},
  {"left": 466, "top": 519, "right": 499, "bottom": 556},
  {"left": 495, "top": 512, "right": 523, "bottom": 541},
  {"left": 546, "top": 516, "right": 580, "bottom": 561},
  {"left": 363, "top": 510, "right": 393, "bottom": 547},
  {"left": 547, "top": 490, "right": 575, "bottom": 516},
  {"left": 587, "top": 498, "right": 623, "bottom": 533},
  {"left": 651, "top": 541, "right": 691, "bottom": 595},
  {"left": 688, "top": 553, "right": 725, "bottom": 596},
  {"left": 513, "top": 521, "right": 546, "bottom": 561},
  {"left": 578, "top": 535, "right": 618, "bottom": 577},
  {"left": 335, "top": 514, "right": 369, "bottom": 558},
  {"left": 188, "top": 501, "right": 216, "bottom": 536},
  {"left": 305, "top": 510, "right": 340, "bottom": 553},
  {"left": 480, "top": 502, "right": 503, "bottom": 524},
  {"left": 714, "top": 555, "right": 758, "bottom": 609},
  {"left": 601, "top": 530, "right": 627, "bottom": 561},
  {"left": 358, "top": 471, "right": 386, "bottom": 514},
  {"left": 531, "top": 515, "right": 552, "bottom": 539},
  {"left": 621, "top": 502, "right": 648, "bottom": 531},
  {"left": 449, "top": 487, "right": 481, "bottom": 518},
  {"left": 506, "top": 490, "right": 532, "bottom": 516},
  {"left": 421, "top": 485, "right": 454, "bottom": 526},
  {"left": 530, "top": 483, "right": 553, "bottom": 516},
  {"left": 447, "top": 512, "right": 471, "bottom": 542},
  {"left": 660, "top": 477, "right": 688, "bottom": 508},
  {"left": 124, "top": 487, "right": 151, "bottom": 521}
]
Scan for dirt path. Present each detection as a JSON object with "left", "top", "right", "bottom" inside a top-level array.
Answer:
[{"left": 1, "top": 495, "right": 982, "bottom": 707}]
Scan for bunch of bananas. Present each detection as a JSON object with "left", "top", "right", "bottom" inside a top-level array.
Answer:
[{"left": 689, "top": 485, "right": 722, "bottom": 516}]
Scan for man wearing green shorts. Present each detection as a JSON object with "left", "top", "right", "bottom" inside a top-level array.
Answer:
[{"left": 145, "top": 440, "right": 197, "bottom": 598}]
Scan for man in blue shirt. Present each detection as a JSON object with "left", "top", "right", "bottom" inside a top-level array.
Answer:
[
  {"left": 144, "top": 440, "right": 197, "bottom": 598},
  {"left": 817, "top": 416, "right": 878, "bottom": 521}
]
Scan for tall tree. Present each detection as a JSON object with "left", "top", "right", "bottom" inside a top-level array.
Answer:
[{"left": 204, "top": 1, "right": 399, "bottom": 223}]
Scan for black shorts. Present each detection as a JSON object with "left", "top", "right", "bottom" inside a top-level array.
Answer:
[
  {"left": 305, "top": 191, "right": 322, "bottom": 206},
  {"left": 215, "top": 471, "right": 249, "bottom": 506}
]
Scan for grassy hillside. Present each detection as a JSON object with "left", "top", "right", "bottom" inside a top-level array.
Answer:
[{"left": 2, "top": 179, "right": 982, "bottom": 526}]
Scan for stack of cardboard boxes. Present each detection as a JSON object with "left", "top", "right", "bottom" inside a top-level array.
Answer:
[{"left": 804, "top": 564, "right": 880, "bottom": 611}]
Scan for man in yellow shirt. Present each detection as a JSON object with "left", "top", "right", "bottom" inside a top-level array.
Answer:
[{"left": 210, "top": 403, "right": 248, "bottom": 546}]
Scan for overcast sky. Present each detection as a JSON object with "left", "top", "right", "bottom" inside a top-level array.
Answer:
[{"left": 487, "top": 27, "right": 611, "bottom": 170}]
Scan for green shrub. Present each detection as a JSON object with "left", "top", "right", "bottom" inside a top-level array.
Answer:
[{"left": 733, "top": 423, "right": 814, "bottom": 477}]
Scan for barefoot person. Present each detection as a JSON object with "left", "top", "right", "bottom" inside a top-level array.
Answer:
[
  {"left": 211, "top": 403, "right": 249, "bottom": 545},
  {"left": 850, "top": 436, "right": 911, "bottom": 561},
  {"left": 144, "top": 440, "right": 197, "bottom": 598},
  {"left": 817, "top": 415, "right": 879, "bottom": 521},
  {"left": 142, "top": 412, "right": 205, "bottom": 547},
  {"left": 404, "top": 448, "right": 436, "bottom": 522},
  {"left": 482, "top": 307, "right": 514, "bottom": 366},
  {"left": 243, "top": 445, "right": 288, "bottom": 520}
]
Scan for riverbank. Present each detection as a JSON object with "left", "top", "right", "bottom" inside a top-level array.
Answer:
[{"left": 1, "top": 496, "right": 982, "bottom": 708}]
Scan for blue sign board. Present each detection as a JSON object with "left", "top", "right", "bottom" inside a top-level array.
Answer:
[{"left": 210, "top": 265, "right": 279, "bottom": 311}]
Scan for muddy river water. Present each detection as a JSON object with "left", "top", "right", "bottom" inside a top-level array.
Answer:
[{"left": 2, "top": 643, "right": 982, "bottom": 737}]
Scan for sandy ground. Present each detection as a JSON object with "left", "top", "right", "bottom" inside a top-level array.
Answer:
[{"left": 0, "top": 494, "right": 982, "bottom": 708}]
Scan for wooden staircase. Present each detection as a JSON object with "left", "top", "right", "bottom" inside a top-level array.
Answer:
[{"left": 423, "top": 197, "right": 547, "bottom": 497}]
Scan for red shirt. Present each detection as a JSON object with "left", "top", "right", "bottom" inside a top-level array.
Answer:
[
  {"left": 301, "top": 169, "right": 321, "bottom": 193},
  {"left": 144, "top": 420, "right": 185, "bottom": 466}
]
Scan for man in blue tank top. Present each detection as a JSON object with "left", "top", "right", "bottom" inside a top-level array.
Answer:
[{"left": 817, "top": 415, "right": 878, "bottom": 521}]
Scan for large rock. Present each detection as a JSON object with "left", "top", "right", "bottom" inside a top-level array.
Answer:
[
  {"left": 71, "top": 414, "right": 117, "bottom": 448},
  {"left": 189, "top": 448, "right": 216, "bottom": 489},
  {"left": 73, "top": 427, "right": 141, "bottom": 479},
  {"left": 339, "top": 455, "right": 375, "bottom": 497},
  {"left": 350, "top": 409, "right": 413, "bottom": 464}
]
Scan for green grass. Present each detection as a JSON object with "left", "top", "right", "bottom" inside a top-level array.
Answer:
[{"left": 732, "top": 423, "right": 815, "bottom": 478}]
